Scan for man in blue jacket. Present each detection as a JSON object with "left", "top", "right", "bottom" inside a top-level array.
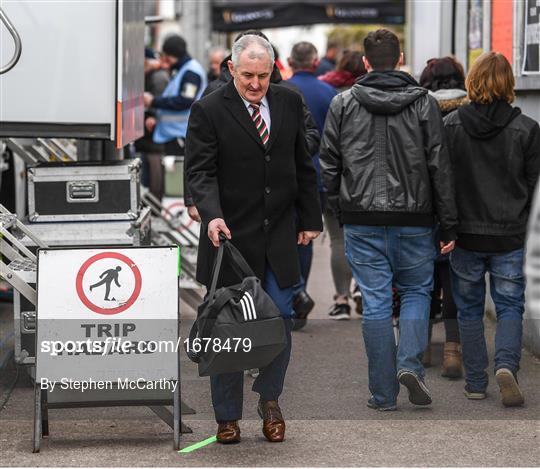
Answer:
[
  {"left": 144, "top": 35, "right": 207, "bottom": 158},
  {"left": 287, "top": 42, "right": 336, "bottom": 329}
]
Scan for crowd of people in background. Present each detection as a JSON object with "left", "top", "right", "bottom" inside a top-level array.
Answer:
[{"left": 137, "top": 27, "right": 540, "bottom": 443}]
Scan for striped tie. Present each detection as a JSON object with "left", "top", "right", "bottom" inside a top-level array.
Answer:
[{"left": 249, "top": 103, "right": 269, "bottom": 146}]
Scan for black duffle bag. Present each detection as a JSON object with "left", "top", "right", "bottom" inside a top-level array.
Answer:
[{"left": 186, "top": 237, "right": 287, "bottom": 377}]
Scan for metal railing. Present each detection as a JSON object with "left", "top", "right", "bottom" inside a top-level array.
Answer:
[{"left": 0, "top": 7, "right": 22, "bottom": 75}]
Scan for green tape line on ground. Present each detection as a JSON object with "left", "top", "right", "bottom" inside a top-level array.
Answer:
[
  {"left": 178, "top": 435, "right": 217, "bottom": 453},
  {"left": 177, "top": 245, "right": 181, "bottom": 276}
]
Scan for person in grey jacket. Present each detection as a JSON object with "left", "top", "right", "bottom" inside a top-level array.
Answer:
[{"left": 320, "top": 29, "right": 458, "bottom": 411}]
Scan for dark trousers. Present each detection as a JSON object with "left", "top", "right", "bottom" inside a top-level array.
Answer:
[
  {"left": 141, "top": 152, "right": 164, "bottom": 200},
  {"left": 210, "top": 264, "right": 294, "bottom": 422},
  {"left": 429, "top": 260, "right": 460, "bottom": 343},
  {"left": 297, "top": 243, "right": 313, "bottom": 283}
]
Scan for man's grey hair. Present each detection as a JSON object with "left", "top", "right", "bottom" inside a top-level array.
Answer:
[
  {"left": 231, "top": 34, "right": 275, "bottom": 68},
  {"left": 208, "top": 45, "right": 229, "bottom": 57},
  {"left": 289, "top": 41, "right": 318, "bottom": 70}
]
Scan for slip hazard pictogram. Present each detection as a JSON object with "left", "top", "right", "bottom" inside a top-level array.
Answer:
[{"left": 76, "top": 252, "right": 142, "bottom": 315}]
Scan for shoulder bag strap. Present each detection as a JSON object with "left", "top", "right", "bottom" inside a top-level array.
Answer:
[
  {"left": 223, "top": 240, "right": 256, "bottom": 278},
  {"left": 207, "top": 239, "right": 226, "bottom": 300}
]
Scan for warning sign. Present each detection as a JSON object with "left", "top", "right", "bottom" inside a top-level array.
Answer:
[
  {"left": 36, "top": 246, "right": 179, "bottom": 382},
  {"left": 76, "top": 252, "right": 142, "bottom": 315}
]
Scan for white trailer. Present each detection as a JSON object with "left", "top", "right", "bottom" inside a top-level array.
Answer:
[{"left": 0, "top": 0, "right": 144, "bottom": 147}]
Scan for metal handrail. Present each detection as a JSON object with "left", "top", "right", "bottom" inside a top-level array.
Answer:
[{"left": 0, "top": 7, "right": 22, "bottom": 75}]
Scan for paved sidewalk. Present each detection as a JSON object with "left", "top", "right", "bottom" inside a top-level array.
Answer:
[{"left": 1, "top": 238, "right": 539, "bottom": 466}]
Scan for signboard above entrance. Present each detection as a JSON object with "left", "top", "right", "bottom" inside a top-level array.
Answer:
[{"left": 211, "top": 1, "right": 405, "bottom": 31}]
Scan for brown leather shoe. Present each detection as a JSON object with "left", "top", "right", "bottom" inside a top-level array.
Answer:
[
  {"left": 441, "top": 341, "right": 463, "bottom": 379},
  {"left": 257, "top": 400, "right": 285, "bottom": 442},
  {"left": 216, "top": 421, "right": 241, "bottom": 444}
]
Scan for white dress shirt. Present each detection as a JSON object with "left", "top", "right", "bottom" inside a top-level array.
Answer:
[{"left": 235, "top": 84, "right": 271, "bottom": 133}]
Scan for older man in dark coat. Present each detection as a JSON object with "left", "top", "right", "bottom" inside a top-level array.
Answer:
[{"left": 185, "top": 34, "right": 322, "bottom": 444}]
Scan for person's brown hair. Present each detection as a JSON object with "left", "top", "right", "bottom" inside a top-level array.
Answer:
[
  {"left": 466, "top": 52, "right": 515, "bottom": 104},
  {"left": 337, "top": 50, "right": 366, "bottom": 78}
]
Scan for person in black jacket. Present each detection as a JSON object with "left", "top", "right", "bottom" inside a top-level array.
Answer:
[
  {"left": 185, "top": 34, "right": 322, "bottom": 444},
  {"left": 444, "top": 52, "right": 540, "bottom": 407},
  {"left": 419, "top": 56, "right": 468, "bottom": 378},
  {"left": 321, "top": 29, "right": 458, "bottom": 411},
  {"left": 199, "top": 31, "right": 320, "bottom": 163},
  {"left": 186, "top": 32, "right": 320, "bottom": 224},
  {"left": 186, "top": 30, "right": 322, "bottom": 325}
]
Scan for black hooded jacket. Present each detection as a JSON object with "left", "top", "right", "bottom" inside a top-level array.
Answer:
[
  {"left": 443, "top": 101, "right": 540, "bottom": 251},
  {"left": 320, "top": 71, "right": 458, "bottom": 242}
]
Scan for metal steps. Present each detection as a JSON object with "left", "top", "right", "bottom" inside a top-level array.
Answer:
[
  {"left": 7, "top": 258, "right": 36, "bottom": 284},
  {"left": 4, "top": 137, "right": 76, "bottom": 165},
  {"left": 0, "top": 203, "right": 47, "bottom": 305}
]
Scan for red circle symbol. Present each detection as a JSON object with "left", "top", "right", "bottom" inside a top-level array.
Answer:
[{"left": 76, "top": 252, "right": 142, "bottom": 315}]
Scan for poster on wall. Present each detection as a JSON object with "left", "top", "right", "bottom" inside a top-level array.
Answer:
[
  {"left": 523, "top": 0, "right": 540, "bottom": 74},
  {"left": 468, "top": 0, "right": 484, "bottom": 67},
  {"left": 491, "top": 0, "right": 513, "bottom": 64}
]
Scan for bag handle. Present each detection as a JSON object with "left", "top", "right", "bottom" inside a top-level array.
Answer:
[
  {"left": 223, "top": 240, "right": 255, "bottom": 278},
  {"left": 207, "top": 234, "right": 255, "bottom": 300},
  {"left": 208, "top": 237, "right": 226, "bottom": 299}
]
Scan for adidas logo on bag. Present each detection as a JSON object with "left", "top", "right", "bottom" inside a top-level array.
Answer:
[{"left": 239, "top": 292, "right": 257, "bottom": 321}]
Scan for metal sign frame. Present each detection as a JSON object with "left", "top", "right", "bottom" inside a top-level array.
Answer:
[{"left": 32, "top": 245, "right": 187, "bottom": 453}]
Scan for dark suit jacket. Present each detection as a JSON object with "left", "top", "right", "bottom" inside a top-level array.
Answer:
[{"left": 185, "top": 80, "right": 323, "bottom": 289}]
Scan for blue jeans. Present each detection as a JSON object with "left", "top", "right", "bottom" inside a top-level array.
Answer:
[
  {"left": 450, "top": 247, "right": 525, "bottom": 392},
  {"left": 344, "top": 225, "right": 436, "bottom": 407},
  {"left": 210, "top": 264, "right": 294, "bottom": 422},
  {"left": 292, "top": 242, "right": 313, "bottom": 298}
]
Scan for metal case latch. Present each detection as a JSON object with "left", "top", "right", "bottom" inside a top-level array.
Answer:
[
  {"left": 22, "top": 311, "right": 36, "bottom": 332},
  {"left": 66, "top": 181, "right": 99, "bottom": 203}
]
